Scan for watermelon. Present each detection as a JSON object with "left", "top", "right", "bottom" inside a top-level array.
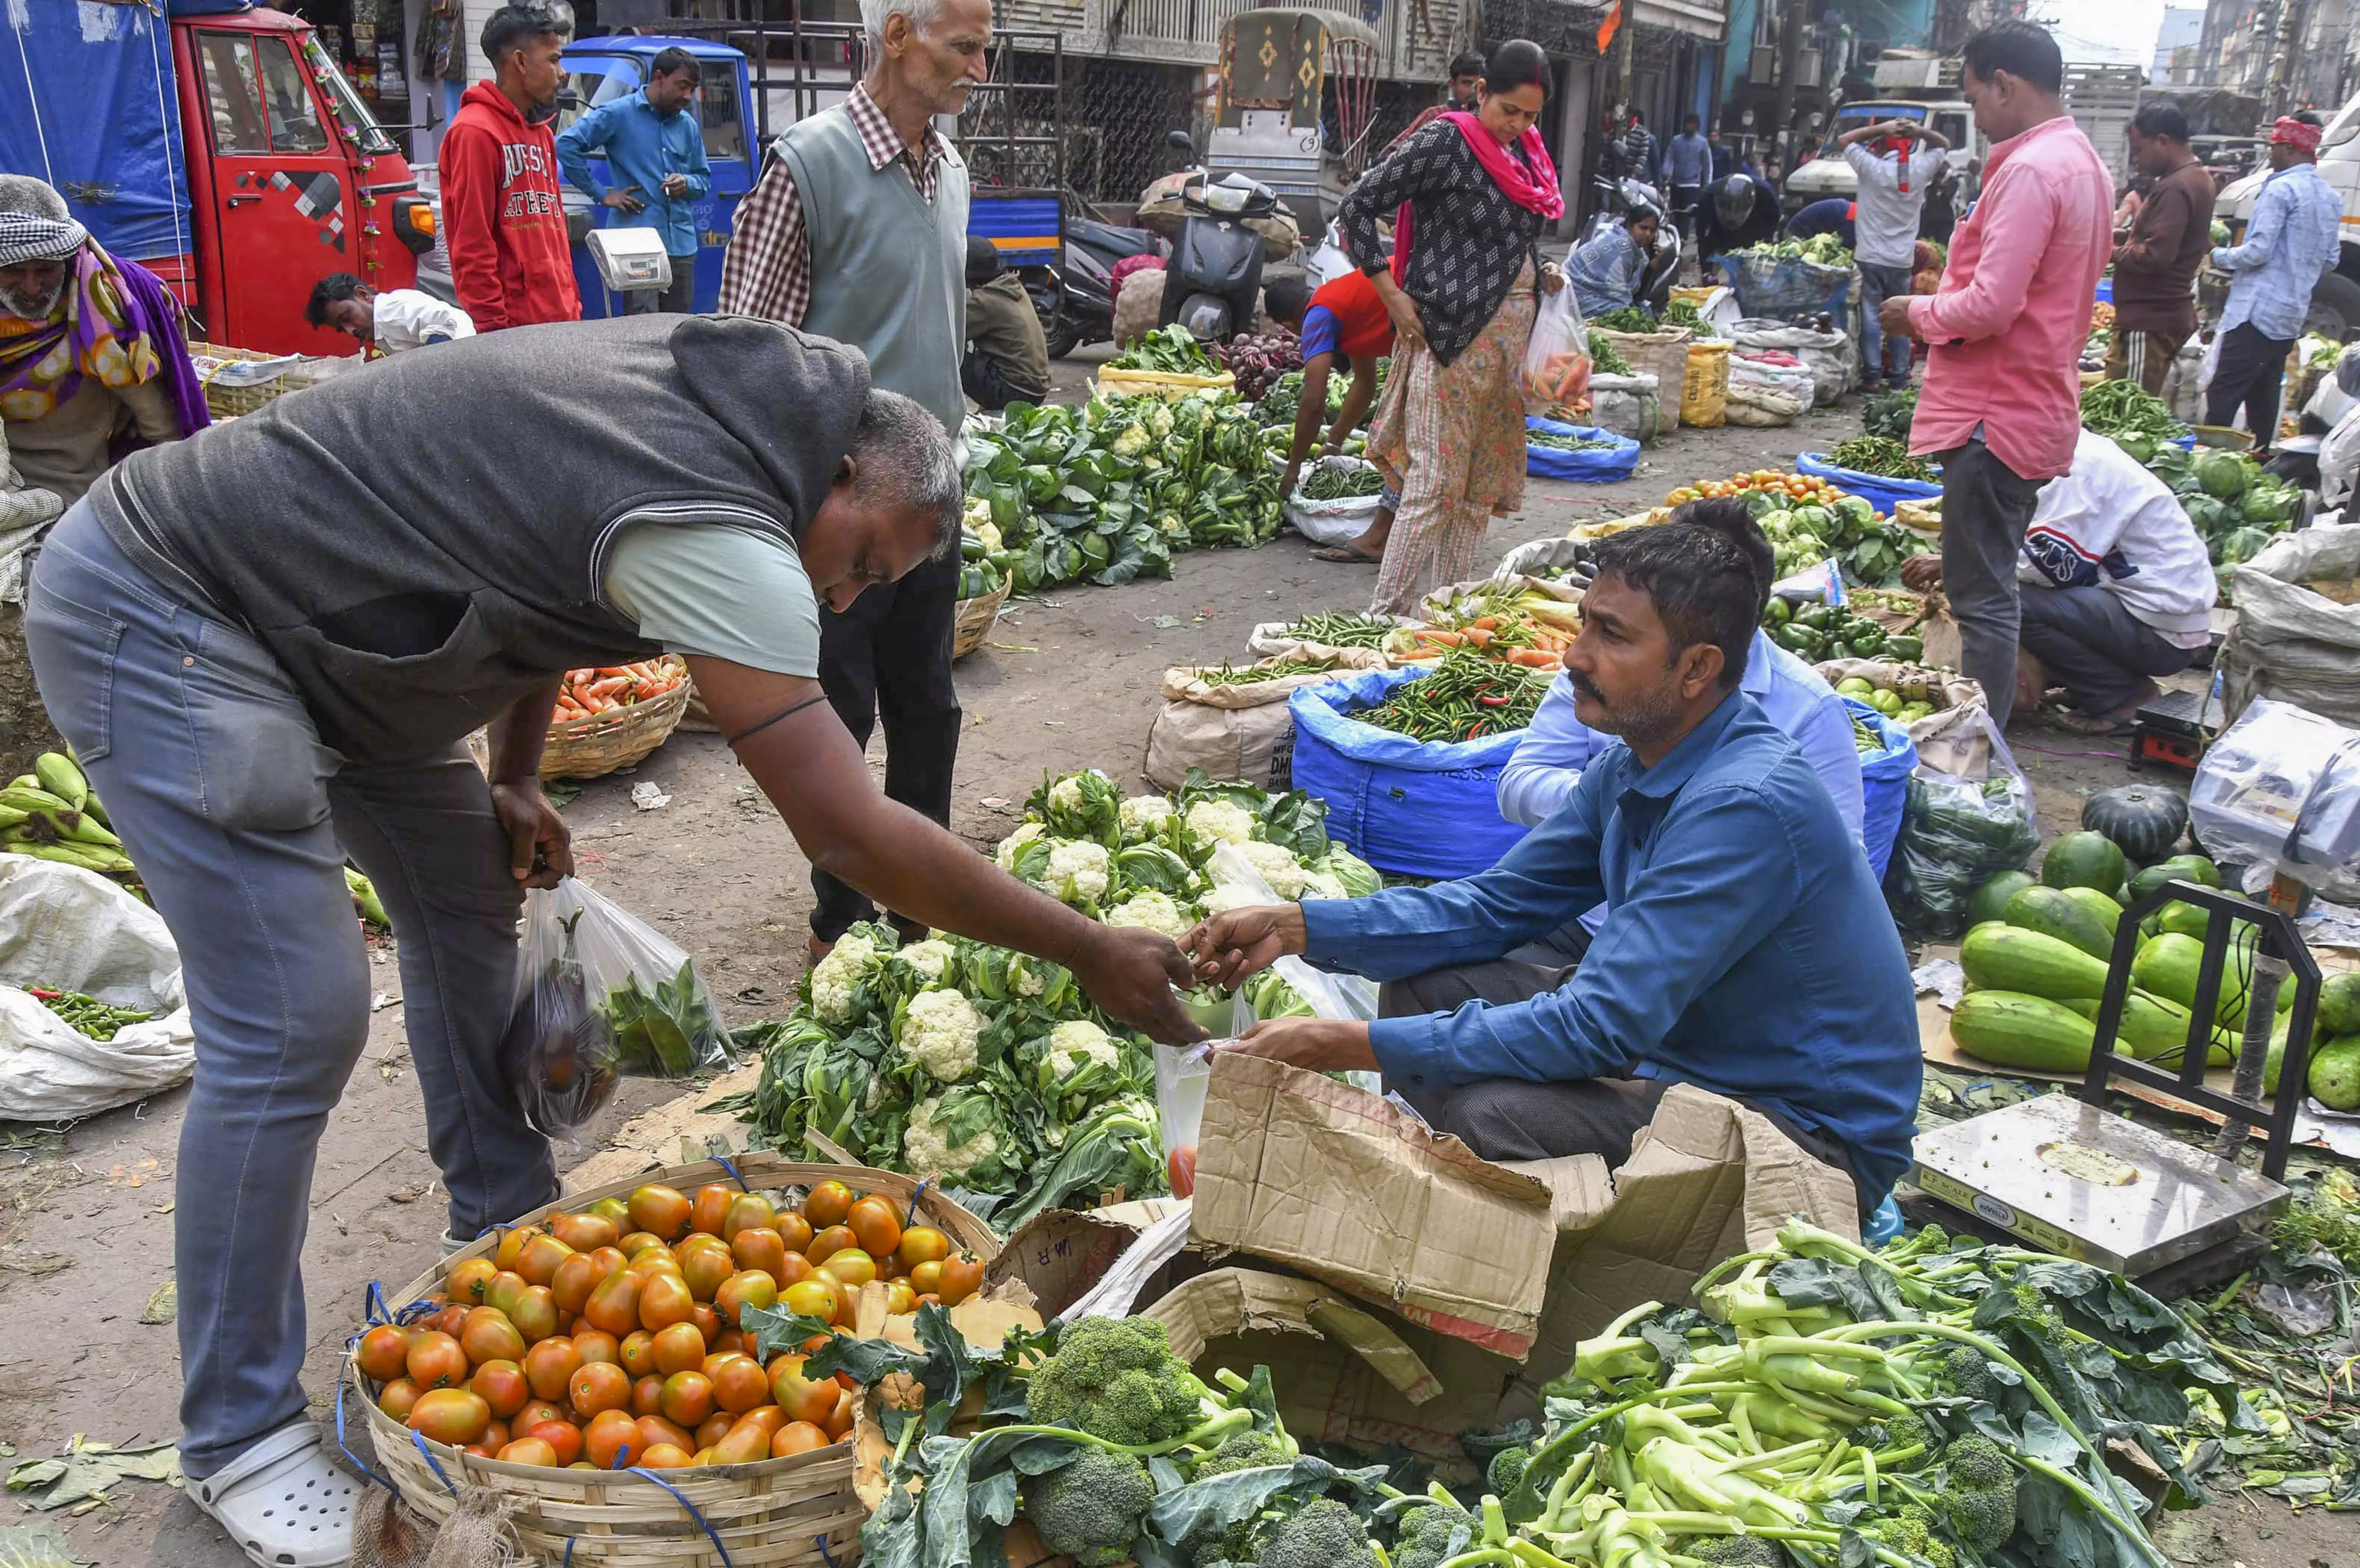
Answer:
[
  {"left": 1968, "top": 871, "right": 2038, "bottom": 929},
  {"left": 2041, "top": 830, "right": 2128, "bottom": 895}
]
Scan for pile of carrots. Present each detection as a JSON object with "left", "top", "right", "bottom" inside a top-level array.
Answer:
[
  {"left": 1388, "top": 586, "right": 1581, "bottom": 671},
  {"left": 553, "top": 658, "right": 687, "bottom": 725},
  {"left": 1526, "top": 349, "right": 1592, "bottom": 409}
]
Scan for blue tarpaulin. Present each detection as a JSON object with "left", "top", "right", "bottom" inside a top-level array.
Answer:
[{"left": 0, "top": 0, "right": 194, "bottom": 264}]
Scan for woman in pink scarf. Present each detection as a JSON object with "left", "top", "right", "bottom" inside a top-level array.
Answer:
[{"left": 1325, "top": 40, "right": 1567, "bottom": 612}]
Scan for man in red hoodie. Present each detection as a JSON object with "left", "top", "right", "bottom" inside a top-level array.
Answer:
[{"left": 440, "top": 6, "right": 579, "bottom": 330}]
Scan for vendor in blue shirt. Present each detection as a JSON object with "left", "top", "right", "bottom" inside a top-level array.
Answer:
[
  {"left": 1183, "top": 523, "right": 1920, "bottom": 1213},
  {"left": 1496, "top": 498, "right": 1866, "bottom": 964},
  {"left": 557, "top": 48, "right": 714, "bottom": 314}
]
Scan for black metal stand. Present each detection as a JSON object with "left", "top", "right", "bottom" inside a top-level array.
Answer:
[{"left": 2082, "top": 880, "right": 2321, "bottom": 1182}]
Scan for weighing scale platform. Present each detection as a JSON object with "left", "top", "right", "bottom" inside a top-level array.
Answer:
[
  {"left": 1911, "top": 1094, "right": 2289, "bottom": 1276},
  {"left": 2128, "top": 684, "right": 2222, "bottom": 775}
]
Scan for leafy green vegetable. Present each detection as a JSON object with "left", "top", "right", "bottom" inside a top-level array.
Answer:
[
  {"left": 1111, "top": 324, "right": 1222, "bottom": 376},
  {"left": 1588, "top": 331, "right": 1633, "bottom": 376},
  {"left": 1861, "top": 386, "right": 1918, "bottom": 444},
  {"left": 1593, "top": 306, "right": 1658, "bottom": 333}
]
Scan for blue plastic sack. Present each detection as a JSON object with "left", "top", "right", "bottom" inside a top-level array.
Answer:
[
  {"left": 1794, "top": 451, "right": 1942, "bottom": 518},
  {"left": 1717, "top": 252, "right": 1854, "bottom": 322},
  {"left": 1843, "top": 696, "right": 1917, "bottom": 882},
  {"left": 1525, "top": 417, "right": 1641, "bottom": 482},
  {"left": 1288, "top": 668, "right": 1532, "bottom": 878}
]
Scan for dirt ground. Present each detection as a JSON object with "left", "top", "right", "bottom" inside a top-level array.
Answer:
[{"left": 0, "top": 362, "right": 2334, "bottom": 1566}]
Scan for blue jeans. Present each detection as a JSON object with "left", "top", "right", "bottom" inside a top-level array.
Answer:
[
  {"left": 1857, "top": 261, "right": 1915, "bottom": 385},
  {"left": 22, "top": 502, "right": 552, "bottom": 1478}
]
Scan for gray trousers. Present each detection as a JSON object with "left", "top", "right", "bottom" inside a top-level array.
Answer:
[
  {"left": 1935, "top": 438, "right": 2046, "bottom": 728},
  {"left": 2017, "top": 584, "right": 2200, "bottom": 718},
  {"left": 1378, "top": 952, "right": 1869, "bottom": 1210},
  {"left": 23, "top": 503, "right": 552, "bottom": 1479}
]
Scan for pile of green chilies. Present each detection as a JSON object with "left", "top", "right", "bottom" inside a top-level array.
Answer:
[
  {"left": 1193, "top": 660, "right": 1336, "bottom": 687},
  {"left": 1354, "top": 650, "right": 1549, "bottom": 743},
  {"left": 31, "top": 988, "right": 154, "bottom": 1042},
  {"left": 1279, "top": 611, "right": 1395, "bottom": 649}
]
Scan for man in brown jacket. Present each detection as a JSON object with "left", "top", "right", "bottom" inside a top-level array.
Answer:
[{"left": 2108, "top": 101, "right": 2214, "bottom": 393}]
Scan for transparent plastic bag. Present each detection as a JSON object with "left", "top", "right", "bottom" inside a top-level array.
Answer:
[
  {"left": 1153, "top": 1042, "right": 1211, "bottom": 1196},
  {"left": 501, "top": 877, "right": 732, "bottom": 1138},
  {"left": 1882, "top": 712, "right": 2041, "bottom": 937},
  {"left": 2189, "top": 699, "right": 2360, "bottom": 897},
  {"left": 1522, "top": 287, "right": 1592, "bottom": 414}
]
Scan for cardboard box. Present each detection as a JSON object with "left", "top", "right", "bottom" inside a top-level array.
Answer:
[{"left": 1189, "top": 1051, "right": 1564, "bottom": 1357}]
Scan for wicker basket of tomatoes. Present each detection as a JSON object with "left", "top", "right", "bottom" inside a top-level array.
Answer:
[
  {"left": 347, "top": 1151, "right": 996, "bottom": 1566},
  {"left": 540, "top": 658, "right": 693, "bottom": 782}
]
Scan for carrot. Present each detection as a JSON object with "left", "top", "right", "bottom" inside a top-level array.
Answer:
[
  {"left": 1505, "top": 648, "right": 1561, "bottom": 669},
  {"left": 585, "top": 677, "right": 629, "bottom": 700},
  {"left": 1412, "top": 629, "right": 1466, "bottom": 646},
  {"left": 1461, "top": 626, "right": 1494, "bottom": 647},
  {"left": 1470, "top": 616, "right": 1499, "bottom": 631}
]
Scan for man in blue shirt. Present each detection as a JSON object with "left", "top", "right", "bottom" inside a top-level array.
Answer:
[
  {"left": 2206, "top": 115, "right": 2342, "bottom": 453},
  {"left": 1184, "top": 524, "right": 1921, "bottom": 1212},
  {"left": 557, "top": 48, "right": 714, "bottom": 314},
  {"left": 1660, "top": 114, "right": 1712, "bottom": 246},
  {"left": 1497, "top": 498, "right": 1866, "bottom": 964}
]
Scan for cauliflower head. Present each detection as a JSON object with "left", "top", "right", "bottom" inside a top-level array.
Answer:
[
  {"left": 902, "top": 1094, "right": 1000, "bottom": 1181},
  {"left": 1201, "top": 883, "right": 1268, "bottom": 916},
  {"left": 1240, "top": 839, "right": 1310, "bottom": 900},
  {"left": 1049, "top": 774, "right": 1091, "bottom": 813},
  {"left": 1301, "top": 869, "right": 1348, "bottom": 901},
  {"left": 995, "top": 820, "right": 1046, "bottom": 871},
  {"left": 898, "top": 939, "right": 956, "bottom": 984},
  {"left": 1042, "top": 840, "right": 1111, "bottom": 906},
  {"left": 1106, "top": 889, "right": 1191, "bottom": 938},
  {"left": 1118, "top": 794, "right": 1174, "bottom": 837},
  {"left": 809, "top": 931, "right": 880, "bottom": 1024},
  {"left": 1184, "top": 800, "right": 1256, "bottom": 848},
  {"left": 1046, "top": 1018, "right": 1122, "bottom": 1075},
  {"left": 901, "top": 987, "right": 985, "bottom": 1082}
]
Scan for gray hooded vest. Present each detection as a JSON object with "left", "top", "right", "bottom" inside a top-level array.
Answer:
[{"left": 92, "top": 313, "right": 867, "bottom": 763}]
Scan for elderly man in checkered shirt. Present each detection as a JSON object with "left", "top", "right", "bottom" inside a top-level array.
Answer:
[{"left": 721, "top": 0, "right": 990, "bottom": 965}]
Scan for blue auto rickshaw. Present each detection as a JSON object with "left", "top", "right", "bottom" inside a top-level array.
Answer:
[{"left": 555, "top": 35, "right": 755, "bottom": 318}]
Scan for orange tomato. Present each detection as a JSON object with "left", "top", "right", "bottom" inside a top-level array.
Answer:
[
  {"left": 548, "top": 1211, "right": 620, "bottom": 1253},
  {"left": 823, "top": 1388, "right": 855, "bottom": 1441},
  {"left": 637, "top": 1443, "right": 693, "bottom": 1469},
  {"left": 497, "top": 1436, "right": 560, "bottom": 1468},
  {"left": 589, "top": 1195, "right": 632, "bottom": 1229},
  {"left": 637, "top": 1415, "right": 695, "bottom": 1454},
  {"left": 782, "top": 1277, "right": 839, "bottom": 1325},
  {"left": 356, "top": 1324, "right": 413, "bottom": 1383},
  {"left": 661, "top": 1371, "right": 716, "bottom": 1427},
  {"left": 582, "top": 1272, "right": 643, "bottom": 1337},
  {"left": 493, "top": 1225, "right": 542, "bottom": 1275},
  {"left": 805, "top": 1224, "right": 857, "bottom": 1264},
  {"left": 406, "top": 1331, "right": 468, "bottom": 1391},
  {"left": 528, "top": 1421, "right": 584, "bottom": 1467},
  {"left": 639, "top": 1274, "right": 696, "bottom": 1333},
  {"left": 628, "top": 1184, "right": 692, "bottom": 1242},
  {"left": 429, "top": 1303, "right": 470, "bottom": 1338},
  {"left": 721, "top": 1192, "right": 776, "bottom": 1242},
  {"left": 884, "top": 1281, "right": 917, "bottom": 1315},
  {"left": 618, "top": 1330, "right": 660, "bottom": 1380},
  {"left": 936, "top": 1254, "right": 984, "bottom": 1307},
  {"left": 715, "top": 1270, "right": 779, "bottom": 1327},
  {"left": 818, "top": 1249, "right": 876, "bottom": 1289},
  {"left": 846, "top": 1195, "right": 903, "bottom": 1259},
  {"left": 730, "top": 1226, "right": 790, "bottom": 1279},
  {"left": 696, "top": 1413, "right": 736, "bottom": 1452},
  {"left": 619, "top": 1230, "right": 665, "bottom": 1257},
  {"left": 688, "top": 1302, "right": 722, "bottom": 1345},
  {"left": 802, "top": 1181, "right": 855, "bottom": 1230},
  {"left": 710, "top": 1420, "right": 771, "bottom": 1465},
  {"left": 515, "top": 1233, "right": 576, "bottom": 1288},
  {"left": 768, "top": 1356, "right": 840, "bottom": 1427},
  {"left": 689, "top": 1184, "right": 736, "bottom": 1238},
  {"left": 896, "top": 1226, "right": 949, "bottom": 1267},
  {"left": 733, "top": 1405, "right": 788, "bottom": 1440},
  {"left": 907, "top": 1260, "right": 943, "bottom": 1297},
  {"left": 572, "top": 1328, "right": 620, "bottom": 1367},
  {"left": 567, "top": 1361, "right": 632, "bottom": 1417},
  {"left": 459, "top": 1307, "right": 526, "bottom": 1367},
  {"left": 516, "top": 1398, "right": 567, "bottom": 1433},
  {"left": 471, "top": 1359, "right": 530, "bottom": 1419},
  {"left": 446, "top": 1256, "right": 498, "bottom": 1306},
  {"left": 584, "top": 1408, "right": 641, "bottom": 1469},
  {"left": 632, "top": 1374, "right": 667, "bottom": 1418},
  {"left": 408, "top": 1388, "right": 491, "bottom": 1447},
  {"left": 377, "top": 1378, "right": 423, "bottom": 1421},
  {"left": 510, "top": 1285, "right": 559, "bottom": 1344},
  {"left": 652, "top": 1321, "right": 708, "bottom": 1377},
  {"left": 524, "top": 1337, "right": 581, "bottom": 1404},
  {"left": 708, "top": 1355, "right": 770, "bottom": 1414},
  {"left": 551, "top": 1251, "right": 607, "bottom": 1316},
  {"left": 771, "top": 1421, "right": 829, "bottom": 1457},
  {"left": 680, "top": 1242, "right": 736, "bottom": 1303},
  {"left": 483, "top": 1270, "right": 530, "bottom": 1318},
  {"left": 711, "top": 1329, "right": 746, "bottom": 1359},
  {"left": 775, "top": 1212, "right": 815, "bottom": 1254},
  {"left": 774, "top": 1251, "right": 817, "bottom": 1287}
]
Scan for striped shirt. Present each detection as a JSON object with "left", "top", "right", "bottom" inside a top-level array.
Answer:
[{"left": 717, "top": 84, "right": 950, "bottom": 325}]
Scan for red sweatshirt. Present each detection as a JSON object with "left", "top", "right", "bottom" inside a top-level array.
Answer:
[{"left": 439, "top": 82, "right": 579, "bottom": 330}]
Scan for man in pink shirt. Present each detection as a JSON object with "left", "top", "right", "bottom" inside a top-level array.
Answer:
[{"left": 1880, "top": 21, "right": 2112, "bottom": 728}]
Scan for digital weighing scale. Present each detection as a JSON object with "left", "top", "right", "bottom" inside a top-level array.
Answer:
[{"left": 2127, "top": 681, "right": 2223, "bottom": 776}]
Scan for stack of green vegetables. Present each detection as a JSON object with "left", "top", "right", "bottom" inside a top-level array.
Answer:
[
  {"left": 1272, "top": 611, "right": 1398, "bottom": 650},
  {"left": 1256, "top": 359, "right": 1388, "bottom": 428},
  {"left": 2078, "top": 380, "right": 2191, "bottom": 464},
  {"left": 1113, "top": 325, "right": 1224, "bottom": 376},
  {"left": 748, "top": 769, "right": 1379, "bottom": 1227},
  {"left": 1861, "top": 387, "right": 1917, "bottom": 445},
  {"left": 963, "top": 394, "right": 1287, "bottom": 594},
  {"left": 1509, "top": 1218, "right": 2212, "bottom": 1568},
  {"left": 1593, "top": 306, "right": 1659, "bottom": 334},
  {"left": 1828, "top": 437, "right": 1936, "bottom": 484},
  {"left": 2141, "top": 443, "right": 2299, "bottom": 597},
  {"left": 1664, "top": 299, "right": 1716, "bottom": 338},
  {"left": 1589, "top": 332, "right": 1634, "bottom": 377},
  {"left": 1298, "top": 464, "right": 1387, "bottom": 501},
  {"left": 1528, "top": 429, "right": 1625, "bottom": 454},
  {"left": 1733, "top": 234, "right": 1853, "bottom": 269},
  {"left": 1727, "top": 488, "right": 1917, "bottom": 587},
  {"left": 1352, "top": 649, "right": 1551, "bottom": 744},
  {"left": 1760, "top": 600, "right": 1922, "bottom": 666}
]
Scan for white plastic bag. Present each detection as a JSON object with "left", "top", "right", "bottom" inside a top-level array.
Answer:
[
  {"left": 2188, "top": 699, "right": 2360, "bottom": 900},
  {"left": 500, "top": 877, "right": 732, "bottom": 1138},
  {"left": 0, "top": 858, "right": 194, "bottom": 1119},
  {"left": 1729, "top": 318, "right": 1853, "bottom": 405},
  {"left": 1522, "top": 288, "right": 1592, "bottom": 414},
  {"left": 1282, "top": 456, "right": 1386, "bottom": 546}
]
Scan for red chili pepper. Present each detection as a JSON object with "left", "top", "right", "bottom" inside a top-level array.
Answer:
[
  {"left": 1477, "top": 694, "right": 1510, "bottom": 706},
  {"left": 29, "top": 988, "right": 61, "bottom": 1000},
  {"left": 1466, "top": 722, "right": 1487, "bottom": 738}
]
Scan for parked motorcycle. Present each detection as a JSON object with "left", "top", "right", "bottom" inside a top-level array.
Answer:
[
  {"left": 1032, "top": 195, "right": 1162, "bottom": 360},
  {"left": 1158, "top": 170, "right": 1281, "bottom": 341}
]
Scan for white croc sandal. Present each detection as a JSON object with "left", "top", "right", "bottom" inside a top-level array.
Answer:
[{"left": 190, "top": 1421, "right": 359, "bottom": 1568}]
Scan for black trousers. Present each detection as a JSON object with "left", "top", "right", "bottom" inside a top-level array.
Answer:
[
  {"left": 2017, "top": 584, "right": 2201, "bottom": 718},
  {"left": 2206, "top": 321, "right": 2296, "bottom": 447},
  {"left": 961, "top": 351, "right": 1045, "bottom": 413},
  {"left": 625, "top": 255, "right": 698, "bottom": 314},
  {"left": 810, "top": 552, "right": 962, "bottom": 942}
]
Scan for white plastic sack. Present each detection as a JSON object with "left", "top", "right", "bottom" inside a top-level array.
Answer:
[
  {"left": 2164, "top": 335, "right": 2209, "bottom": 424},
  {"left": 1727, "top": 351, "right": 1817, "bottom": 407},
  {"left": 0, "top": 858, "right": 194, "bottom": 1119},
  {"left": 1585, "top": 370, "right": 1662, "bottom": 443},
  {"left": 1282, "top": 456, "right": 1385, "bottom": 547},
  {"left": 2221, "top": 526, "right": 2360, "bottom": 726},
  {"left": 1729, "top": 318, "right": 1853, "bottom": 405}
]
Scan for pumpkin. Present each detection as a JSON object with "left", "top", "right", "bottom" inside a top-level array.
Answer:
[{"left": 2082, "top": 784, "right": 2188, "bottom": 864}]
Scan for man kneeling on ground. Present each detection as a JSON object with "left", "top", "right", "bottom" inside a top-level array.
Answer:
[
  {"left": 1182, "top": 522, "right": 1921, "bottom": 1218},
  {"left": 1901, "top": 427, "right": 2215, "bottom": 734}
]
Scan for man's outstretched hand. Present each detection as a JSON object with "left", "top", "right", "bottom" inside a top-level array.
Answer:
[
  {"left": 1182, "top": 904, "right": 1309, "bottom": 992},
  {"left": 1223, "top": 1016, "right": 1377, "bottom": 1073},
  {"left": 1071, "top": 924, "right": 1207, "bottom": 1044}
]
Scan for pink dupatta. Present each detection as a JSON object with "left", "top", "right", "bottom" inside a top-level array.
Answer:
[{"left": 1392, "top": 110, "right": 1564, "bottom": 283}]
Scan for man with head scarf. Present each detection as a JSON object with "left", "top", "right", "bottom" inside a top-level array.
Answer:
[
  {"left": 0, "top": 174, "right": 207, "bottom": 505},
  {"left": 2206, "top": 115, "right": 2342, "bottom": 452}
]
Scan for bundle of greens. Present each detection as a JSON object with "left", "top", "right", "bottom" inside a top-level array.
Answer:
[
  {"left": 1664, "top": 299, "right": 1715, "bottom": 337},
  {"left": 1829, "top": 436, "right": 1937, "bottom": 483},
  {"left": 1113, "top": 324, "right": 1223, "bottom": 376},
  {"left": 2079, "top": 380, "right": 2192, "bottom": 463},
  {"left": 1589, "top": 332, "right": 1634, "bottom": 377},
  {"left": 1861, "top": 387, "right": 1918, "bottom": 445},
  {"left": 1593, "top": 306, "right": 1659, "bottom": 333},
  {"left": 748, "top": 768, "right": 1378, "bottom": 1226},
  {"left": 1505, "top": 1220, "right": 2229, "bottom": 1568}
]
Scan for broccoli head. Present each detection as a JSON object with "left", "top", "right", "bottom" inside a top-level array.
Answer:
[
  {"left": 1870, "top": 1411, "right": 1936, "bottom": 1469},
  {"left": 1942, "top": 1345, "right": 1997, "bottom": 1403},
  {"left": 1258, "top": 1500, "right": 1375, "bottom": 1568},
  {"left": 1485, "top": 1446, "right": 1532, "bottom": 1497},
  {"left": 1026, "top": 1316, "right": 1211, "bottom": 1447},
  {"left": 1864, "top": 1502, "right": 1957, "bottom": 1568},
  {"left": 1388, "top": 1504, "right": 1475, "bottom": 1568},
  {"left": 1942, "top": 1437, "right": 2019, "bottom": 1552},
  {"left": 1191, "top": 1430, "right": 1291, "bottom": 1481},
  {"left": 1684, "top": 1539, "right": 1782, "bottom": 1568},
  {"left": 1023, "top": 1448, "right": 1154, "bottom": 1568}
]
